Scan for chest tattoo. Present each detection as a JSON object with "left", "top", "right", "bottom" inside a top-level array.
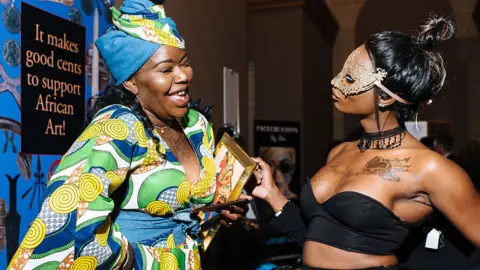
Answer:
[{"left": 331, "top": 156, "right": 412, "bottom": 182}]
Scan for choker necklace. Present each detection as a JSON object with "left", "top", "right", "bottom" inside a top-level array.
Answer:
[{"left": 357, "top": 126, "right": 406, "bottom": 152}]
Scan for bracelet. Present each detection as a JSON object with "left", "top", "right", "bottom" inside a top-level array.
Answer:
[{"left": 274, "top": 200, "right": 290, "bottom": 218}]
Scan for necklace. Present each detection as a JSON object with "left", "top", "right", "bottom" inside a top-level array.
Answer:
[
  {"left": 153, "top": 125, "right": 171, "bottom": 134},
  {"left": 357, "top": 126, "right": 406, "bottom": 152},
  {"left": 153, "top": 118, "right": 182, "bottom": 134}
]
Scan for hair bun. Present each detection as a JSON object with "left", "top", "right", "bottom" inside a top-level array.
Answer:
[{"left": 416, "top": 14, "right": 456, "bottom": 50}]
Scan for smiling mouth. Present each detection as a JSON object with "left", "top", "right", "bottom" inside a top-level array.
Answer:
[
  {"left": 168, "top": 89, "right": 189, "bottom": 97},
  {"left": 173, "top": 90, "right": 187, "bottom": 97}
]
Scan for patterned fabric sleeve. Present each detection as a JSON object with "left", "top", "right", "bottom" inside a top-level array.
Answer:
[
  {"left": 8, "top": 106, "right": 144, "bottom": 270},
  {"left": 189, "top": 112, "right": 218, "bottom": 233},
  {"left": 206, "top": 120, "right": 215, "bottom": 154}
]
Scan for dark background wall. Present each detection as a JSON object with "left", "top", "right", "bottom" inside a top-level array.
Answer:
[
  {"left": 166, "top": 0, "right": 249, "bottom": 144},
  {"left": 302, "top": 12, "right": 335, "bottom": 179},
  {"left": 248, "top": 2, "right": 338, "bottom": 181}
]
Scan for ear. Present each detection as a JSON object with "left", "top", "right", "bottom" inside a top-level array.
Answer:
[
  {"left": 377, "top": 95, "right": 396, "bottom": 108},
  {"left": 123, "top": 77, "right": 139, "bottom": 95}
]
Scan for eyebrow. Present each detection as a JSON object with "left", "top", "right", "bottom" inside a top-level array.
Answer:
[{"left": 152, "top": 53, "right": 188, "bottom": 69}]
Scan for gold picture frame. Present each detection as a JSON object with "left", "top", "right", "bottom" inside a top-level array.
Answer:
[{"left": 200, "top": 133, "right": 257, "bottom": 251}]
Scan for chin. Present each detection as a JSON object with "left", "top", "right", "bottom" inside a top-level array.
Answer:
[
  {"left": 171, "top": 107, "right": 189, "bottom": 119},
  {"left": 333, "top": 101, "right": 357, "bottom": 115},
  {"left": 333, "top": 101, "right": 345, "bottom": 112}
]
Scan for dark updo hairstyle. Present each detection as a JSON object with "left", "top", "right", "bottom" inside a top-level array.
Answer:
[
  {"left": 364, "top": 14, "right": 456, "bottom": 124},
  {"left": 86, "top": 84, "right": 161, "bottom": 153}
]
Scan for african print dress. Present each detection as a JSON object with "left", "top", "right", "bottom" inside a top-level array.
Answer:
[{"left": 8, "top": 104, "right": 217, "bottom": 270}]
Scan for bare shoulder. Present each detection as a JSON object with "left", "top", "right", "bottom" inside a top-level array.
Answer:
[
  {"left": 417, "top": 149, "right": 469, "bottom": 189},
  {"left": 326, "top": 141, "right": 356, "bottom": 163},
  {"left": 414, "top": 147, "right": 480, "bottom": 247}
]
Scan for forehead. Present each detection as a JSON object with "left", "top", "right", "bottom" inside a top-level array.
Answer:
[
  {"left": 143, "top": 46, "right": 185, "bottom": 67},
  {"left": 159, "top": 45, "right": 185, "bottom": 59},
  {"left": 344, "top": 45, "right": 373, "bottom": 70}
]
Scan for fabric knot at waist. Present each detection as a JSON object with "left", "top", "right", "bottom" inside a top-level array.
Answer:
[{"left": 115, "top": 208, "right": 200, "bottom": 246}]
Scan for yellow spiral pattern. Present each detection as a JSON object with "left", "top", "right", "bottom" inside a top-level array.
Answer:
[
  {"left": 192, "top": 173, "right": 214, "bottom": 197},
  {"left": 20, "top": 218, "right": 46, "bottom": 249},
  {"left": 78, "top": 124, "right": 103, "bottom": 142},
  {"left": 143, "top": 142, "right": 158, "bottom": 165},
  {"left": 166, "top": 234, "right": 176, "bottom": 248},
  {"left": 160, "top": 252, "right": 178, "bottom": 270},
  {"left": 49, "top": 184, "right": 79, "bottom": 214},
  {"left": 176, "top": 181, "right": 190, "bottom": 204},
  {"left": 102, "top": 119, "right": 129, "bottom": 140},
  {"left": 96, "top": 221, "right": 111, "bottom": 247},
  {"left": 71, "top": 256, "right": 98, "bottom": 270},
  {"left": 105, "top": 171, "right": 124, "bottom": 193},
  {"left": 79, "top": 174, "right": 104, "bottom": 202},
  {"left": 202, "top": 157, "right": 216, "bottom": 176},
  {"left": 134, "top": 121, "right": 148, "bottom": 147},
  {"left": 146, "top": 201, "right": 171, "bottom": 215}
]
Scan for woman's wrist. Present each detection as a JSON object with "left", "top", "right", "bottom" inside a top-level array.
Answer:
[{"left": 265, "top": 187, "right": 289, "bottom": 213}]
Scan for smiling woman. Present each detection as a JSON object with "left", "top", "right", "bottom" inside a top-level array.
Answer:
[{"left": 7, "top": 1, "right": 246, "bottom": 269}]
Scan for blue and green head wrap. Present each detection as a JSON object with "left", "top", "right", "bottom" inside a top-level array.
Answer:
[{"left": 96, "top": 0, "right": 185, "bottom": 85}]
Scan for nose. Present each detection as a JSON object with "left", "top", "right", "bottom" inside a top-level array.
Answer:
[{"left": 174, "top": 66, "right": 189, "bottom": 84}]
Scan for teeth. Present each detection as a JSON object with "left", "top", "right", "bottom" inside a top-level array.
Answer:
[{"left": 177, "top": 91, "right": 186, "bottom": 96}]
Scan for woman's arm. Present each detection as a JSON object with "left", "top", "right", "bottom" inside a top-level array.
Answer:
[
  {"left": 268, "top": 188, "right": 307, "bottom": 246},
  {"left": 423, "top": 155, "right": 480, "bottom": 247},
  {"left": 8, "top": 107, "right": 141, "bottom": 270},
  {"left": 251, "top": 158, "right": 307, "bottom": 246}
]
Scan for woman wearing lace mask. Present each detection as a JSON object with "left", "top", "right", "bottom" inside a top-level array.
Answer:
[{"left": 251, "top": 15, "right": 480, "bottom": 270}]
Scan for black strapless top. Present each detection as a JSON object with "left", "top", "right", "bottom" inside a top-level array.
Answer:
[{"left": 300, "top": 182, "right": 412, "bottom": 255}]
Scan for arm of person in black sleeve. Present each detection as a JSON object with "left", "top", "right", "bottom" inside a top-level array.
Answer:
[
  {"left": 269, "top": 200, "right": 307, "bottom": 247},
  {"left": 251, "top": 157, "right": 307, "bottom": 248}
]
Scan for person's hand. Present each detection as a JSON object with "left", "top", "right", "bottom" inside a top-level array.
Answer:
[
  {"left": 220, "top": 193, "right": 252, "bottom": 226},
  {"left": 251, "top": 157, "right": 277, "bottom": 200},
  {"left": 251, "top": 157, "right": 289, "bottom": 212}
]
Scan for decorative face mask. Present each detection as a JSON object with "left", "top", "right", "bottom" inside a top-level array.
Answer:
[
  {"left": 331, "top": 48, "right": 388, "bottom": 97},
  {"left": 331, "top": 48, "right": 410, "bottom": 104}
]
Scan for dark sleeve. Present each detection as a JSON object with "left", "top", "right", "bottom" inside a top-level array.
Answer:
[{"left": 269, "top": 201, "right": 307, "bottom": 247}]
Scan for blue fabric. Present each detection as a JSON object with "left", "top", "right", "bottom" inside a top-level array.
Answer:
[
  {"left": 265, "top": 236, "right": 291, "bottom": 245},
  {"left": 120, "top": 0, "right": 155, "bottom": 13},
  {"left": 115, "top": 209, "right": 200, "bottom": 246},
  {"left": 256, "top": 263, "right": 278, "bottom": 270},
  {"left": 96, "top": 30, "right": 160, "bottom": 85},
  {"left": 95, "top": 0, "right": 182, "bottom": 85}
]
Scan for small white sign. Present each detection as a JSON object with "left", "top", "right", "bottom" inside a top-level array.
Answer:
[{"left": 425, "top": 228, "right": 441, "bottom": 250}]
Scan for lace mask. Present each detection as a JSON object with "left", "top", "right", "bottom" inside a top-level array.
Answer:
[{"left": 331, "top": 48, "right": 409, "bottom": 104}]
